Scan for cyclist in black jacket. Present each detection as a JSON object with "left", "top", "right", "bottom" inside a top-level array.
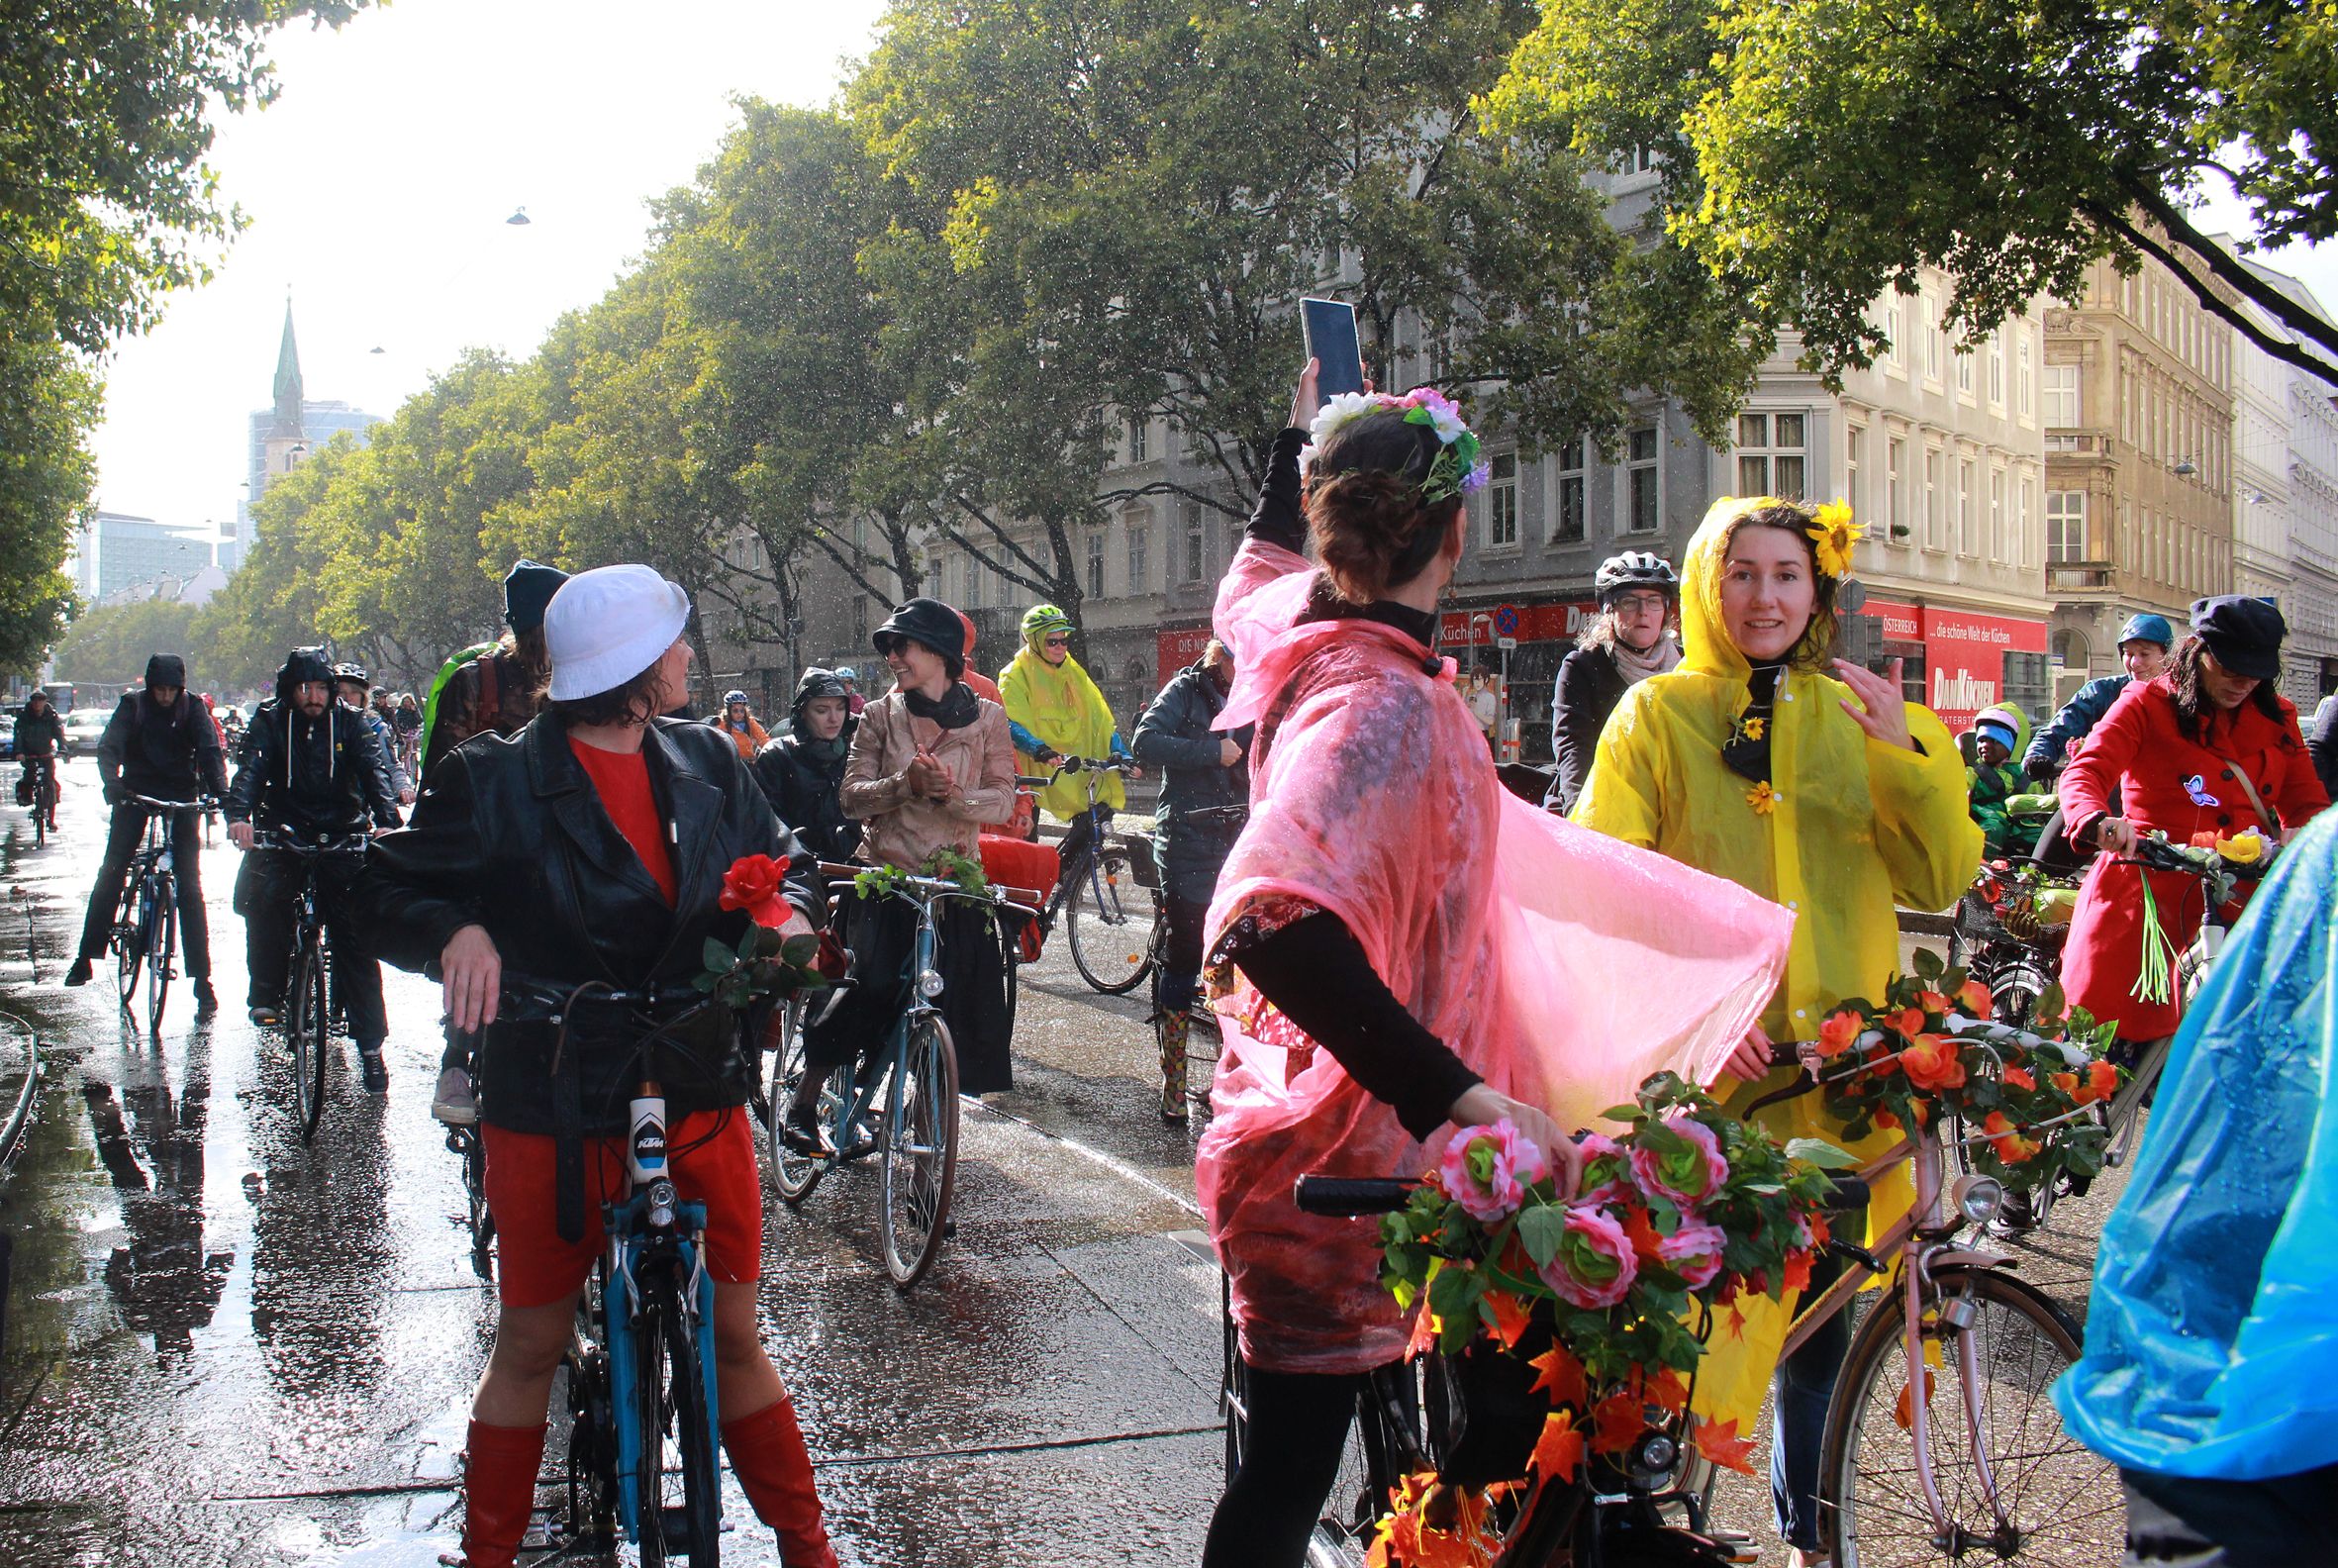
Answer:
[
  {"left": 751, "top": 667, "right": 861, "bottom": 863},
  {"left": 13, "top": 689, "right": 66, "bottom": 831},
  {"left": 225, "top": 647, "right": 402, "bottom": 1088},
  {"left": 66, "top": 655, "right": 230, "bottom": 1007}
]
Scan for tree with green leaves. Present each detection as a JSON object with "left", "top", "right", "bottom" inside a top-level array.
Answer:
[
  {"left": 0, "top": 335, "right": 98, "bottom": 674},
  {"left": 49, "top": 598, "right": 197, "bottom": 688},
  {"left": 1490, "top": 0, "right": 2338, "bottom": 385}
]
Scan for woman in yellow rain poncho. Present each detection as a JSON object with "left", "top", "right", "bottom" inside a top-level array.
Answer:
[
  {"left": 998, "top": 603, "right": 1138, "bottom": 881},
  {"left": 1574, "top": 496, "right": 1979, "bottom": 1566}
]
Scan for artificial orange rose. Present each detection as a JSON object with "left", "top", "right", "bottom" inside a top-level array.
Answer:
[
  {"left": 1982, "top": 1111, "right": 2041, "bottom": 1164},
  {"left": 1917, "top": 990, "right": 1953, "bottom": 1018},
  {"left": 1887, "top": 1006, "right": 1927, "bottom": 1040},
  {"left": 2050, "top": 1070, "right": 2080, "bottom": 1097},
  {"left": 1957, "top": 978, "right": 1993, "bottom": 1016},
  {"left": 1816, "top": 1009, "right": 1865, "bottom": 1060},
  {"left": 1899, "top": 1032, "right": 1967, "bottom": 1092},
  {"left": 1874, "top": 1109, "right": 1900, "bottom": 1130},
  {"left": 2080, "top": 1058, "right": 2119, "bottom": 1105},
  {"left": 2002, "top": 1066, "right": 2035, "bottom": 1092}
]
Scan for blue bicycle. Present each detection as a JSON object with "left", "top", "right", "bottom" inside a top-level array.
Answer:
[{"left": 499, "top": 975, "right": 729, "bottom": 1565}]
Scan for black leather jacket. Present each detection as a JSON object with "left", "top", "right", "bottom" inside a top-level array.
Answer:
[
  {"left": 359, "top": 713, "right": 823, "bottom": 1141},
  {"left": 226, "top": 701, "right": 401, "bottom": 835},
  {"left": 1544, "top": 644, "right": 1629, "bottom": 816}
]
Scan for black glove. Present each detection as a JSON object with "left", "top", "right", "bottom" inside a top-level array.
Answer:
[
  {"left": 2022, "top": 755, "right": 2058, "bottom": 782},
  {"left": 1034, "top": 745, "right": 1061, "bottom": 766}
]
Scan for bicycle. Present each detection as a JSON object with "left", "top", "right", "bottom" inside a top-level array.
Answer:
[
  {"left": 1944, "top": 853, "right": 2078, "bottom": 1027},
  {"left": 1744, "top": 1036, "right": 2121, "bottom": 1564},
  {"left": 251, "top": 830, "right": 369, "bottom": 1142},
  {"left": 21, "top": 755, "right": 58, "bottom": 846},
  {"left": 1228, "top": 1178, "right": 1748, "bottom": 1567},
  {"left": 1026, "top": 758, "right": 1158, "bottom": 995},
  {"left": 110, "top": 794, "right": 204, "bottom": 1036},
  {"left": 764, "top": 861, "right": 1039, "bottom": 1288},
  {"left": 493, "top": 973, "right": 730, "bottom": 1566}
]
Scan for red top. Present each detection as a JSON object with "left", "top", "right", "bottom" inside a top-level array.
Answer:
[{"left": 568, "top": 736, "right": 676, "bottom": 906}]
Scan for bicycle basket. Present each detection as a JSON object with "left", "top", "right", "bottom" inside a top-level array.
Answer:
[
  {"left": 1125, "top": 831, "right": 1160, "bottom": 890},
  {"left": 1953, "top": 890, "right": 2008, "bottom": 945},
  {"left": 1429, "top": 1313, "right": 1555, "bottom": 1490}
]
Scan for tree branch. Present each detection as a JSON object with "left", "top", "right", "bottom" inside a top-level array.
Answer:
[{"left": 2086, "top": 196, "right": 2338, "bottom": 386}]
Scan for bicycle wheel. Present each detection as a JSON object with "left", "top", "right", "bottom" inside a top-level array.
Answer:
[
  {"left": 145, "top": 875, "right": 176, "bottom": 1035},
  {"left": 564, "top": 1274, "right": 621, "bottom": 1553},
  {"left": 31, "top": 782, "right": 46, "bottom": 847},
  {"left": 1819, "top": 1267, "right": 2118, "bottom": 1565},
  {"left": 765, "top": 998, "right": 826, "bottom": 1207},
  {"left": 635, "top": 1266, "right": 722, "bottom": 1566},
  {"left": 879, "top": 1012, "right": 959, "bottom": 1288},
  {"left": 289, "top": 937, "right": 331, "bottom": 1142},
  {"left": 114, "top": 877, "right": 145, "bottom": 1008},
  {"left": 1989, "top": 960, "right": 2051, "bottom": 1029},
  {"left": 461, "top": 1129, "right": 495, "bottom": 1259},
  {"left": 1066, "top": 847, "right": 1157, "bottom": 994}
]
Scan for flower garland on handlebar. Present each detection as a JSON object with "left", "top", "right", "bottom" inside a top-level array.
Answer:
[
  {"left": 848, "top": 843, "right": 992, "bottom": 903},
  {"left": 1811, "top": 947, "right": 2120, "bottom": 1195},
  {"left": 1370, "top": 1075, "right": 1839, "bottom": 1562}
]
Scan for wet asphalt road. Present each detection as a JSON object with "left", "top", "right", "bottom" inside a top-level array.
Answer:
[
  {"left": 0, "top": 763, "right": 2123, "bottom": 1566},
  {"left": 0, "top": 761, "right": 1222, "bottom": 1567}
]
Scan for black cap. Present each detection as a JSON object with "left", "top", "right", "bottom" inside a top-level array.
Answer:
[
  {"left": 2190, "top": 595, "right": 2286, "bottom": 681},
  {"left": 872, "top": 597, "right": 967, "bottom": 676},
  {"left": 792, "top": 666, "right": 849, "bottom": 713},
  {"left": 146, "top": 653, "right": 186, "bottom": 691},
  {"left": 503, "top": 558, "right": 570, "bottom": 634}
]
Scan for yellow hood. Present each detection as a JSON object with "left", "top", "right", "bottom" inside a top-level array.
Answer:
[{"left": 1677, "top": 495, "right": 1826, "bottom": 683}]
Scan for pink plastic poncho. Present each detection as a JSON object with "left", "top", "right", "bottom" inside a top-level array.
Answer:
[{"left": 1196, "top": 539, "right": 1796, "bottom": 1374}]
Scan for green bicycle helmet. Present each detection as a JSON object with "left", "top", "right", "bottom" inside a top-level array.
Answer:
[{"left": 1021, "top": 603, "right": 1073, "bottom": 641}]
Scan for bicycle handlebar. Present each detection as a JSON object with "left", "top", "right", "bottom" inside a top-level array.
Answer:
[
  {"left": 1294, "top": 1176, "right": 1416, "bottom": 1217},
  {"left": 250, "top": 829, "right": 370, "bottom": 854},
  {"left": 2121, "top": 833, "right": 2272, "bottom": 881},
  {"left": 816, "top": 860, "right": 1046, "bottom": 920},
  {"left": 129, "top": 794, "right": 209, "bottom": 811}
]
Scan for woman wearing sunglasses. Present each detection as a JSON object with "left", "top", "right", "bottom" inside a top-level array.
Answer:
[{"left": 1000, "top": 603, "right": 1140, "bottom": 871}]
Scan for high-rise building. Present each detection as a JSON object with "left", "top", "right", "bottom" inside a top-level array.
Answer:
[
  {"left": 85, "top": 512, "right": 215, "bottom": 599},
  {"left": 226, "top": 301, "right": 382, "bottom": 573}
]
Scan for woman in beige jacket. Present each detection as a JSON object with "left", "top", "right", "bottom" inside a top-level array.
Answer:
[{"left": 783, "top": 598, "right": 1018, "bottom": 1154}]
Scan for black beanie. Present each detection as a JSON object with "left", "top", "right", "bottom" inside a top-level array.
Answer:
[
  {"left": 503, "top": 558, "right": 570, "bottom": 634},
  {"left": 146, "top": 653, "right": 186, "bottom": 691},
  {"left": 872, "top": 597, "right": 967, "bottom": 678}
]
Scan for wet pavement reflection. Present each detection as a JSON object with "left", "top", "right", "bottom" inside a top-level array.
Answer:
[{"left": 0, "top": 761, "right": 1223, "bottom": 1566}]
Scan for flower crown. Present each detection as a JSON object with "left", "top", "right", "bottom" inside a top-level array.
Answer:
[
  {"left": 1805, "top": 500, "right": 1862, "bottom": 579},
  {"left": 1305, "top": 386, "right": 1491, "bottom": 506}
]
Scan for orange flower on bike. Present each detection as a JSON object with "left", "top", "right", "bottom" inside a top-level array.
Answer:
[
  {"left": 1815, "top": 1009, "right": 1864, "bottom": 1059},
  {"left": 1898, "top": 1032, "right": 1967, "bottom": 1092},
  {"left": 1957, "top": 977, "right": 1993, "bottom": 1015},
  {"left": 1982, "top": 1111, "right": 2042, "bottom": 1164}
]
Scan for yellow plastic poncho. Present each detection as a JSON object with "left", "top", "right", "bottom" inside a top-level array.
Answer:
[
  {"left": 998, "top": 633, "right": 1127, "bottom": 821},
  {"left": 1573, "top": 497, "right": 1982, "bottom": 1427}
]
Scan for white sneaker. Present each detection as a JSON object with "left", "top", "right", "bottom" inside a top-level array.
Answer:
[{"left": 432, "top": 1067, "right": 478, "bottom": 1127}]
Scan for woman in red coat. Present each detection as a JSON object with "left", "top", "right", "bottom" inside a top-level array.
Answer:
[{"left": 2059, "top": 597, "right": 2328, "bottom": 1042}]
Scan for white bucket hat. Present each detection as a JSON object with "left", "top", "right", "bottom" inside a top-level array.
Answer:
[{"left": 543, "top": 564, "right": 692, "bottom": 701}]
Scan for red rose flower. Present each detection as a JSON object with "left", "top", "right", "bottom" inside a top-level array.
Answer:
[{"left": 719, "top": 853, "right": 794, "bottom": 928}]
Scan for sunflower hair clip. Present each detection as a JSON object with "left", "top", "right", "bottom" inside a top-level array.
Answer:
[{"left": 1806, "top": 501, "right": 1862, "bottom": 579}]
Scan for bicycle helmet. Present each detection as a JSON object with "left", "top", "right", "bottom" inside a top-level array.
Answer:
[
  {"left": 791, "top": 667, "right": 848, "bottom": 712},
  {"left": 331, "top": 660, "right": 369, "bottom": 686},
  {"left": 1594, "top": 550, "right": 1679, "bottom": 604},
  {"left": 2115, "top": 612, "right": 2174, "bottom": 649},
  {"left": 722, "top": 688, "right": 750, "bottom": 708}
]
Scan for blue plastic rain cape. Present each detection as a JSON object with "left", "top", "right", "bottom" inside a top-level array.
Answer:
[{"left": 2052, "top": 807, "right": 2338, "bottom": 1479}]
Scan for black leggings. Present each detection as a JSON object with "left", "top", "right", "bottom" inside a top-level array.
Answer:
[{"left": 1202, "top": 1360, "right": 1369, "bottom": 1568}]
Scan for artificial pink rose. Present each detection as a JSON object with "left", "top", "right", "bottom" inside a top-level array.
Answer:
[
  {"left": 1628, "top": 1113, "right": 1731, "bottom": 1211},
  {"left": 1437, "top": 1119, "right": 1550, "bottom": 1224},
  {"left": 1658, "top": 1221, "right": 1729, "bottom": 1290},
  {"left": 1575, "top": 1131, "right": 1630, "bottom": 1208},
  {"left": 1536, "top": 1205, "right": 1639, "bottom": 1310}
]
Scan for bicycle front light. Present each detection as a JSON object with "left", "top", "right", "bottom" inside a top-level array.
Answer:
[
  {"left": 646, "top": 1177, "right": 678, "bottom": 1229},
  {"left": 917, "top": 966, "right": 945, "bottom": 999},
  {"left": 1950, "top": 1173, "right": 2004, "bottom": 1227}
]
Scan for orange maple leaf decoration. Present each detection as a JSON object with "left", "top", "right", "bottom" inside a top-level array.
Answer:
[
  {"left": 1404, "top": 1304, "right": 1442, "bottom": 1361},
  {"left": 1639, "top": 1364, "right": 1691, "bottom": 1415},
  {"left": 1617, "top": 1202, "right": 1667, "bottom": 1264},
  {"left": 1483, "top": 1289, "right": 1531, "bottom": 1353},
  {"left": 1895, "top": 1367, "right": 1936, "bottom": 1431},
  {"left": 1695, "top": 1416, "right": 1758, "bottom": 1474},
  {"left": 1782, "top": 1248, "right": 1814, "bottom": 1294},
  {"left": 1528, "top": 1344, "right": 1589, "bottom": 1410},
  {"left": 1591, "top": 1389, "right": 1645, "bottom": 1454},
  {"left": 1529, "top": 1410, "right": 1587, "bottom": 1486}
]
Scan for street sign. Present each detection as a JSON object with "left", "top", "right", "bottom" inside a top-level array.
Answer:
[
  {"left": 1492, "top": 603, "right": 1521, "bottom": 637},
  {"left": 1495, "top": 636, "right": 1517, "bottom": 650}
]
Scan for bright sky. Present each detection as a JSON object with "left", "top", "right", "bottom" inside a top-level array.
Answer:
[
  {"left": 89, "top": 1, "right": 2338, "bottom": 537},
  {"left": 90, "top": 0, "right": 893, "bottom": 532}
]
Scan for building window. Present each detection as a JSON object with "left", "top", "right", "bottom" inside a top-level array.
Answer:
[
  {"left": 1957, "top": 456, "right": 1978, "bottom": 555},
  {"left": 1924, "top": 295, "right": 1945, "bottom": 385},
  {"left": 1127, "top": 417, "right": 1148, "bottom": 464},
  {"left": 1955, "top": 335, "right": 1976, "bottom": 400},
  {"left": 1735, "top": 412, "right": 1806, "bottom": 497},
  {"left": 1923, "top": 445, "right": 1945, "bottom": 550},
  {"left": 1551, "top": 438, "right": 1586, "bottom": 542},
  {"left": 1484, "top": 452, "right": 1519, "bottom": 547},
  {"left": 1626, "top": 427, "right": 1659, "bottom": 534},
  {"left": 2016, "top": 332, "right": 2034, "bottom": 421},
  {"left": 1887, "top": 436, "right": 1907, "bottom": 541},
  {"left": 1088, "top": 530, "right": 1107, "bottom": 600},
  {"left": 1183, "top": 501, "right": 1207, "bottom": 582},
  {"left": 2017, "top": 476, "right": 2036, "bottom": 570},
  {"left": 2001, "top": 650, "right": 2051, "bottom": 718},
  {"left": 1845, "top": 425, "right": 1863, "bottom": 521},
  {"left": 1988, "top": 467, "right": 2006, "bottom": 563},
  {"left": 1883, "top": 296, "right": 1905, "bottom": 374},
  {"left": 851, "top": 595, "right": 868, "bottom": 644},
  {"left": 1126, "top": 524, "right": 1149, "bottom": 595},
  {"left": 1986, "top": 331, "right": 2005, "bottom": 411},
  {"left": 2043, "top": 362, "right": 2079, "bottom": 427}
]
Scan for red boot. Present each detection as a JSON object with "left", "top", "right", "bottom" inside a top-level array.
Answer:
[
  {"left": 458, "top": 1420, "right": 545, "bottom": 1568},
  {"left": 723, "top": 1395, "right": 836, "bottom": 1568}
]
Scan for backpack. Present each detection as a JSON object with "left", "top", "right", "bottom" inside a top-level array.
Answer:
[{"left": 419, "top": 641, "right": 499, "bottom": 773}]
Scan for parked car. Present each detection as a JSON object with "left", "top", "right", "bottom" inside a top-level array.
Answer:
[{"left": 62, "top": 709, "right": 110, "bottom": 756}]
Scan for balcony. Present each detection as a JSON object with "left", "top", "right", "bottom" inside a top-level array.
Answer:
[
  {"left": 2047, "top": 561, "right": 2115, "bottom": 593},
  {"left": 2044, "top": 430, "right": 2117, "bottom": 459}
]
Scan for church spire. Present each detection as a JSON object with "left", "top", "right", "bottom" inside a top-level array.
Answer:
[{"left": 269, "top": 296, "right": 305, "bottom": 438}]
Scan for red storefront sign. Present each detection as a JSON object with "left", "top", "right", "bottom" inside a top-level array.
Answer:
[
  {"left": 1863, "top": 598, "right": 2048, "bottom": 733},
  {"left": 1155, "top": 624, "right": 1216, "bottom": 686},
  {"left": 1156, "top": 600, "right": 1600, "bottom": 686}
]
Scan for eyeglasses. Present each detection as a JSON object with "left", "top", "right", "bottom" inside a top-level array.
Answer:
[
  {"left": 1608, "top": 593, "right": 1669, "bottom": 617},
  {"left": 1043, "top": 635, "right": 1072, "bottom": 648}
]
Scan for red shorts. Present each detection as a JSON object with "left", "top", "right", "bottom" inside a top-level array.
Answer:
[{"left": 482, "top": 1110, "right": 762, "bottom": 1309}]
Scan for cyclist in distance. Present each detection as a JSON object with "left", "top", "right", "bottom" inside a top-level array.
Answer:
[
  {"left": 2023, "top": 613, "right": 2174, "bottom": 868},
  {"left": 2056, "top": 596, "right": 2326, "bottom": 1051},
  {"left": 392, "top": 689, "right": 423, "bottom": 749},
  {"left": 359, "top": 564, "right": 835, "bottom": 1568},
  {"left": 752, "top": 667, "right": 862, "bottom": 864},
  {"left": 418, "top": 557, "right": 567, "bottom": 779},
  {"left": 227, "top": 648, "right": 403, "bottom": 1089},
  {"left": 709, "top": 687, "right": 769, "bottom": 762},
  {"left": 784, "top": 598, "right": 1016, "bottom": 1155},
  {"left": 1544, "top": 550, "right": 1681, "bottom": 816},
  {"left": 66, "top": 654, "right": 231, "bottom": 1008},
  {"left": 332, "top": 661, "right": 415, "bottom": 811},
  {"left": 1572, "top": 494, "right": 1982, "bottom": 1568},
  {"left": 14, "top": 687, "right": 65, "bottom": 831},
  {"left": 1130, "top": 637, "right": 1250, "bottom": 1121},
  {"left": 1966, "top": 702, "right": 2043, "bottom": 858},
  {"left": 998, "top": 601, "right": 1139, "bottom": 875}
]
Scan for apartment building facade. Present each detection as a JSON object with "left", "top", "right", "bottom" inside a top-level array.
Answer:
[{"left": 2229, "top": 258, "right": 2338, "bottom": 704}]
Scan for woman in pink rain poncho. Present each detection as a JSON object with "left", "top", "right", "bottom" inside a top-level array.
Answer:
[{"left": 1196, "top": 367, "right": 1796, "bottom": 1567}]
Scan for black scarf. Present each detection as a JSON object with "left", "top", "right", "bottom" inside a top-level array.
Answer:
[
  {"left": 1721, "top": 663, "right": 1786, "bottom": 785},
  {"left": 903, "top": 681, "right": 981, "bottom": 730},
  {"left": 1296, "top": 573, "right": 1443, "bottom": 673}
]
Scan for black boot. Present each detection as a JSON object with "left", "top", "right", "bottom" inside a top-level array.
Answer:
[
  {"left": 357, "top": 1042, "right": 389, "bottom": 1093},
  {"left": 65, "top": 955, "right": 92, "bottom": 986},
  {"left": 193, "top": 978, "right": 219, "bottom": 1014},
  {"left": 779, "top": 1097, "right": 834, "bottom": 1158}
]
